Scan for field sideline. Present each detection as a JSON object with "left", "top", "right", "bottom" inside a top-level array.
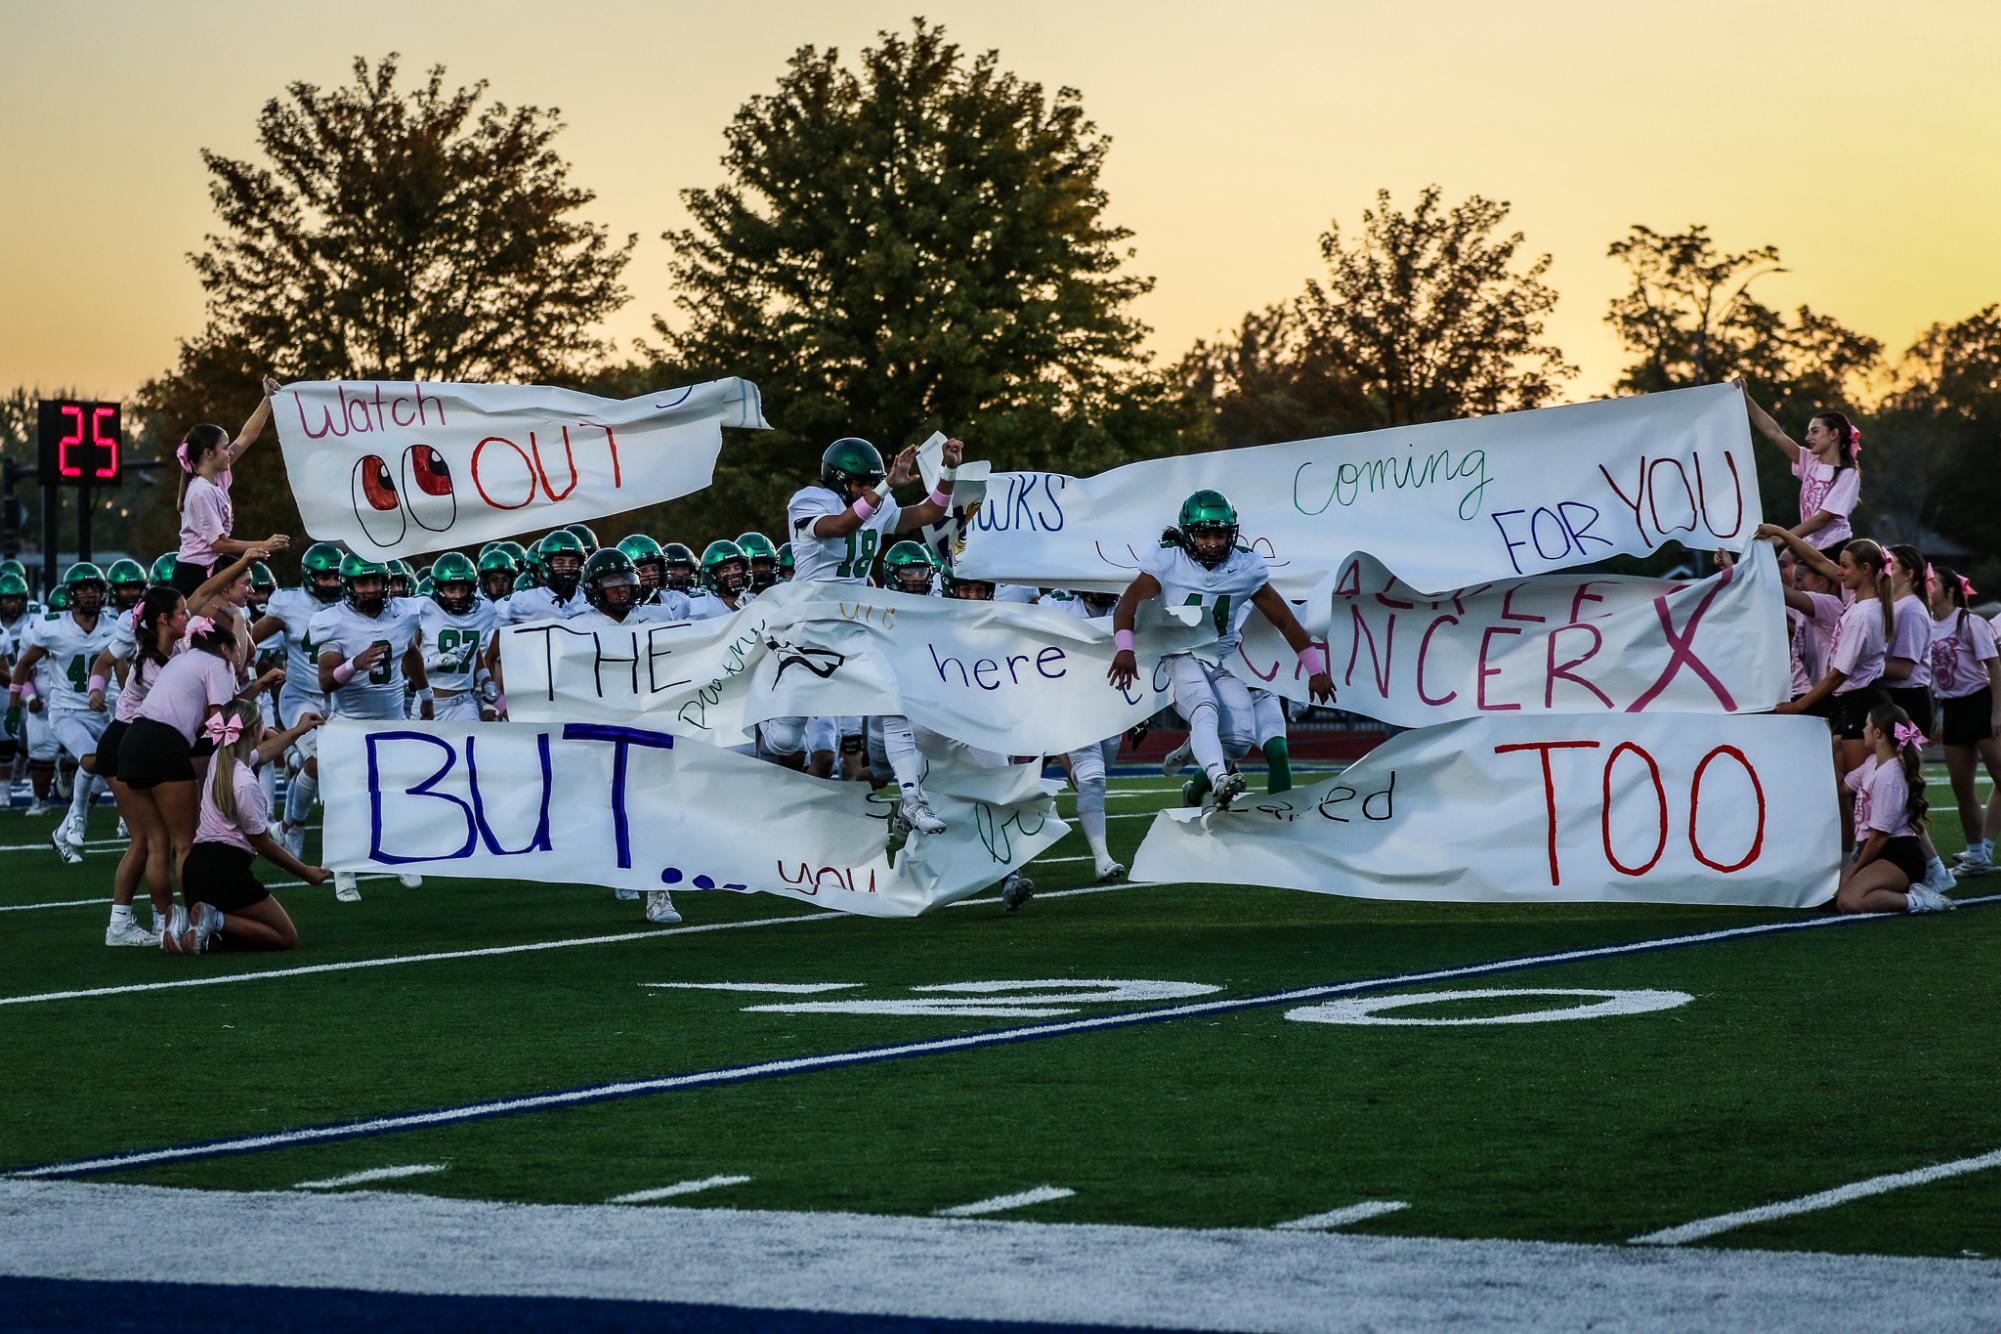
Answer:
[{"left": 2, "top": 765, "right": 1997, "bottom": 1328}]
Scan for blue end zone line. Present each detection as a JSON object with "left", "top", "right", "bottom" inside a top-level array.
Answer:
[{"left": 14, "top": 892, "right": 1998, "bottom": 1183}]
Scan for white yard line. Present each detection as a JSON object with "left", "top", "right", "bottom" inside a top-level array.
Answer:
[
  {"left": 1274, "top": 1201, "right": 1410, "bottom": 1231},
  {"left": 607, "top": 1175, "right": 753, "bottom": 1205},
  {"left": 936, "top": 1185, "right": 1076, "bottom": 1217},
  {"left": 644, "top": 982, "right": 858, "bottom": 994},
  {"left": 0, "top": 874, "right": 396, "bottom": 914},
  {"left": 295, "top": 1163, "right": 448, "bottom": 1190},
  {"left": 0, "top": 897, "right": 112, "bottom": 913},
  {"left": 1629, "top": 1148, "right": 2001, "bottom": 1246},
  {"left": 3, "top": 1181, "right": 1995, "bottom": 1330}
]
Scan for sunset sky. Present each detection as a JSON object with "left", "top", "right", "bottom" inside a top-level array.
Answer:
[{"left": 4, "top": 0, "right": 1997, "bottom": 408}]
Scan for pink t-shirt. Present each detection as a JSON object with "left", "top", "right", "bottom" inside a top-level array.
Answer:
[
  {"left": 1845, "top": 755, "right": 1918, "bottom": 838},
  {"left": 1828, "top": 599, "right": 1887, "bottom": 693},
  {"left": 195, "top": 757, "right": 270, "bottom": 854},
  {"left": 1930, "top": 612, "right": 1999, "bottom": 700},
  {"left": 1887, "top": 595, "right": 1933, "bottom": 689},
  {"left": 1792, "top": 456, "right": 1858, "bottom": 549},
  {"left": 178, "top": 473, "right": 234, "bottom": 565},
  {"left": 1785, "top": 608, "right": 1813, "bottom": 696},
  {"left": 136, "top": 649, "right": 238, "bottom": 741}
]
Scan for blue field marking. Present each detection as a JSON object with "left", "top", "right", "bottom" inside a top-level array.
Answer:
[
  {"left": 0, "top": 1275, "right": 1135, "bottom": 1333},
  {"left": 12, "top": 894, "right": 1998, "bottom": 1182}
]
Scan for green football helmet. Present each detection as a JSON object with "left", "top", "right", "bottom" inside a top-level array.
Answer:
[
  {"left": 431, "top": 551, "right": 479, "bottom": 615},
  {"left": 300, "top": 541, "right": 346, "bottom": 603},
  {"left": 883, "top": 540, "right": 937, "bottom": 594},
  {"left": 581, "top": 548, "right": 641, "bottom": 618},
  {"left": 106, "top": 558, "right": 148, "bottom": 610},
  {"left": 536, "top": 530, "right": 587, "bottom": 599},
  {"left": 148, "top": 553, "right": 178, "bottom": 587},
  {"left": 0, "top": 558, "right": 24, "bottom": 581},
  {"left": 511, "top": 565, "right": 543, "bottom": 594},
  {"left": 660, "top": 542, "right": 698, "bottom": 592},
  {"left": 941, "top": 567, "right": 995, "bottom": 601},
  {"left": 416, "top": 575, "right": 436, "bottom": 598},
  {"left": 48, "top": 585, "right": 71, "bottom": 612},
  {"left": 616, "top": 534, "right": 666, "bottom": 601},
  {"left": 1175, "top": 489, "right": 1240, "bottom": 569},
  {"left": 60, "top": 562, "right": 107, "bottom": 615},
  {"left": 492, "top": 539, "right": 530, "bottom": 566},
  {"left": 699, "top": 539, "right": 749, "bottom": 597},
  {"left": 735, "top": 531, "right": 780, "bottom": 591},
  {"left": 248, "top": 560, "right": 276, "bottom": 592},
  {"left": 820, "top": 437, "right": 886, "bottom": 497},
  {"left": 562, "top": 522, "right": 600, "bottom": 555},
  {"left": 0, "top": 570, "right": 30, "bottom": 613},
  {"left": 339, "top": 553, "right": 389, "bottom": 615},
  {"left": 476, "top": 548, "right": 520, "bottom": 602},
  {"left": 386, "top": 558, "right": 417, "bottom": 598},
  {"left": 776, "top": 542, "right": 795, "bottom": 580}
]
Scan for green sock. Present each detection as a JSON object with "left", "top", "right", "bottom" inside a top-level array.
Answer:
[
  {"left": 1183, "top": 771, "right": 1213, "bottom": 806},
  {"left": 1263, "top": 737, "right": 1292, "bottom": 794}
]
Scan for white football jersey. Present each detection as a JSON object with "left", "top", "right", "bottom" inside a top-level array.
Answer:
[
  {"left": 565, "top": 603, "right": 689, "bottom": 634},
  {"left": 684, "top": 587, "right": 753, "bottom": 622},
  {"left": 417, "top": 599, "right": 503, "bottom": 692},
  {"left": 264, "top": 587, "right": 342, "bottom": 693},
  {"left": 499, "top": 586, "right": 584, "bottom": 625},
  {"left": 787, "top": 485, "right": 902, "bottom": 584},
  {"left": 26, "top": 609, "right": 120, "bottom": 711},
  {"left": 995, "top": 584, "right": 1038, "bottom": 604},
  {"left": 308, "top": 597, "right": 427, "bottom": 720},
  {"left": 1140, "top": 541, "right": 1269, "bottom": 656}
]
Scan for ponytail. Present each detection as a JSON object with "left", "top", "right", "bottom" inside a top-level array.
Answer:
[
  {"left": 1867, "top": 702, "right": 1929, "bottom": 831},
  {"left": 134, "top": 587, "right": 185, "bottom": 670},
  {"left": 1934, "top": 565, "right": 1974, "bottom": 636},
  {"left": 175, "top": 423, "right": 229, "bottom": 512},
  {"left": 207, "top": 699, "right": 263, "bottom": 826},
  {"left": 1813, "top": 411, "right": 1862, "bottom": 473},
  {"left": 1846, "top": 539, "right": 1894, "bottom": 642}
]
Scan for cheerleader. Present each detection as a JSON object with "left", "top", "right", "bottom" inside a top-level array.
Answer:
[
  {"left": 1928, "top": 569, "right": 2001, "bottom": 876},
  {"left": 164, "top": 699, "right": 330, "bottom": 954},
  {"left": 170, "top": 375, "right": 291, "bottom": 596},
  {"left": 1736, "top": 379, "right": 1861, "bottom": 554},
  {"left": 1835, "top": 703, "right": 1955, "bottom": 914}
]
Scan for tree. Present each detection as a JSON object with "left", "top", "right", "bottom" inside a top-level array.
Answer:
[
  {"left": 1604, "top": 224, "right": 1881, "bottom": 523},
  {"left": 1181, "top": 187, "right": 1575, "bottom": 445},
  {"left": 652, "top": 19, "right": 1185, "bottom": 537},
  {"left": 1873, "top": 305, "right": 2001, "bottom": 567},
  {"left": 137, "top": 54, "right": 633, "bottom": 554}
]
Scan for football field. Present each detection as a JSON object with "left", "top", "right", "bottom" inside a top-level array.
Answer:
[{"left": 3, "top": 765, "right": 1998, "bottom": 1329}]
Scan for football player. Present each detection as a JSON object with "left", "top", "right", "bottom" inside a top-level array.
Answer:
[
  {"left": 0, "top": 567, "right": 30, "bottom": 804},
  {"left": 735, "top": 531, "right": 782, "bottom": 593},
  {"left": 787, "top": 437, "right": 965, "bottom": 834},
  {"left": 1106, "top": 491, "right": 1332, "bottom": 811},
  {"left": 660, "top": 542, "right": 699, "bottom": 595},
  {"left": 311, "top": 554, "right": 428, "bottom": 900},
  {"left": 616, "top": 535, "right": 669, "bottom": 605},
  {"left": 499, "top": 530, "right": 587, "bottom": 624},
  {"left": 251, "top": 542, "right": 344, "bottom": 857},
  {"left": 7, "top": 564, "right": 120, "bottom": 858},
  {"left": 775, "top": 543, "right": 795, "bottom": 583},
  {"left": 106, "top": 558, "right": 149, "bottom": 614},
  {"left": 563, "top": 522, "right": 600, "bottom": 555},
  {"left": 417, "top": 551, "right": 503, "bottom": 722},
  {"left": 476, "top": 547, "right": 519, "bottom": 604},
  {"left": 684, "top": 540, "right": 755, "bottom": 620},
  {"left": 883, "top": 541, "right": 940, "bottom": 596}
]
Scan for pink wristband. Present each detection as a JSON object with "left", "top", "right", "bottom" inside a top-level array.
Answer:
[
  {"left": 1298, "top": 645, "right": 1327, "bottom": 676},
  {"left": 7, "top": 683, "right": 21, "bottom": 700},
  {"left": 1114, "top": 629, "right": 1136, "bottom": 652},
  {"left": 853, "top": 496, "right": 876, "bottom": 521},
  {"left": 88, "top": 674, "right": 107, "bottom": 694},
  {"left": 494, "top": 693, "right": 507, "bottom": 715},
  {"left": 332, "top": 661, "right": 356, "bottom": 686},
  {"left": 18, "top": 682, "right": 34, "bottom": 700},
  {"left": 928, "top": 487, "right": 951, "bottom": 508}
]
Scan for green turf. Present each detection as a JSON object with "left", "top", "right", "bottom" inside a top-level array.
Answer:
[{"left": 2, "top": 769, "right": 1996, "bottom": 1260}]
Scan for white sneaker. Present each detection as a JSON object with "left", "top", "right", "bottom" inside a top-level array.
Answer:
[
  {"left": 999, "top": 872, "right": 1035, "bottom": 912},
  {"left": 333, "top": 872, "right": 362, "bottom": 902},
  {"left": 159, "top": 905, "right": 192, "bottom": 954},
  {"left": 1212, "top": 770, "right": 1248, "bottom": 811},
  {"left": 1159, "top": 740, "right": 1193, "bottom": 776},
  {"left": 116, "top": 817, "right": 130, "bottom": 839},
  {"left": 50, "top": 825, "right": 82, "bottom": 865},
  {"left": 1907, "top": 885, "right": 1958, "bottom": 913},
  {"left": 1094, "top": 859, "right": 1128, "bottom": 883},
  {"left": 52, "top": 768, "right": 72, "bottom": 799},
  {"left": 191, "top": 903, "right": 222, "bottom": 954},
  {"left": 397, "top": 873, "right": 423, "bottom": 889},
  {"left": 613, "top": 887, "right": 641, "bottom": 901},
  {"left": 1924, "top": 862, "right": 1958, "bottom": 894},
  {"left": 24, "top": 800, "right": 49, "bottom": 818},
  {"left": 104, "top": 917, "right": 158, "bottom": 947},
  {"left": 899, "top": 794, "right": 947, "bottom": 835},
  {"left": 1951, "top": 843, "right": 1991, "bottom": 865},
  {"left": 280, "top": 822, "right": 306, "bottom": 861},
  {"left": 63, "top": 816, "right": 87, "bottom": 849},
  {"left": 644, "top": 889, "right": 682, "bottom": 924}
]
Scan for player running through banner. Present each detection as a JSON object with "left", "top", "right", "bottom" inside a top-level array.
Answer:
[{"left": 1106, "top": 490, "right": 1334, "bottom": 812}]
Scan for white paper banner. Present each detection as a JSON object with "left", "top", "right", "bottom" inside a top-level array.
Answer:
[
  {"left": 320, "top": 719, "right": 1064, "bottom": 916},
  {"left": 500, "top": 580, "right": 1210, "bottom": 755},
  {"left": 1130, "top": 713, "right": 1837, "bottom": 908},
  {"left": 274, "top": 377, "right": 770, "bottom": 560},
  {"left": 1234, "top": 544, "right": 1791, "bottom": 723},
  {"left": 953, "top": 383, "right": 1756, "bottom": 597}
]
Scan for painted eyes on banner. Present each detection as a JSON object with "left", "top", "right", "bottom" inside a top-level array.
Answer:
[
  {"left": 349, "top": 446, "right": 461, "bottom": 546},
  {"left": 401, "top": 445, "right": 457, "bottom": 533},
  {"left": 351, "top": 455, "right": 408, "bottom": 547}
]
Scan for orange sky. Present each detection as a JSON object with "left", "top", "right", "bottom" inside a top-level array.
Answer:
[{"left": 4, "top": 0, "right": 1997, "bottom": 407}]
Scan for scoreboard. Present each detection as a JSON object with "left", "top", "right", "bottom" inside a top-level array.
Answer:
[{"left": 36, "top": 399, "right": 122, "bottom": 486}]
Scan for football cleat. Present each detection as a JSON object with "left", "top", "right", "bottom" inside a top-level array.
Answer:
[
  {"left": 24, "top": 801, "right": 49, "bottom": 817},
  {"left": 1094, "top": 860, "right": 1128, "bottom": 884},
  {"left": 64, "top": 817, "right": 87, "bottom": 849},
  {"left": 50, "top": 826, "right": 82, "bottom": 865},
  {"left": 1212, "top": 770, "right": 1249, "bottom": 811},
  {"left": 1159, "top": 740, "right": 1194, "bottom": 777},
  {"left": 397, "top": 874, "right": 423, "bottom": 890},
  {"left": 116, "top": 817, "right": 130, "bottom": 839},
  {"left": 333, "top": 872, "right": 362, "bottom": 902},
  {"left": 644, "top": 890, "right": 682, "bottom": 925},
  {"left": 999, "top": 872, "right": 1035, "bottom": 913},
  {"left": 613, "top": 887, "right": 641, "bottom": 901},
  {"left": 104, "top": 917, "right": 159, "bottom": 948},
  {"left": 899, "top": 795, "right": 947, "bottom": 835}
]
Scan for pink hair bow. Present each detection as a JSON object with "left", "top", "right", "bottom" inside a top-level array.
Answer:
[
  {"left": 203, "top": 713, "right": 244, "bottom": 746},
  {"left": 186, "top": 616, "right": 215, "bottom": 638},
  {"left": 1892, "top": 721, "right": 1926, "bottom": 751},
  {"left": 176, "top": 441, "right": 194, "bottom": 474},
  {"left": 1960, "top": 574, "right": 1978, "bottom": 600},
  {"left": 1849, "top": 427, "right": 1863, "bottom": 454}
]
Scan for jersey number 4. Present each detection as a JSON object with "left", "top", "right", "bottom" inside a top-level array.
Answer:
[{"left": 1183, "top": 592, "right": 1233, "bottom": 637}]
